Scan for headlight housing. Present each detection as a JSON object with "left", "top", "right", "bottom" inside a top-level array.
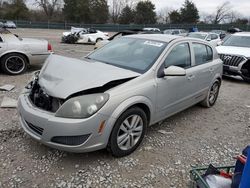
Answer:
[{"left": 55, "top": 93, "right": 109, "bottom": 119}]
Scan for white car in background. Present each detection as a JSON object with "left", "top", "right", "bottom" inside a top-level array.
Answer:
[
  {"left": 62, "top": 27, "right": 109, "bottom": 44},
  {"left": 0, "top": 28, "right": 52, "bottom": 75},
  {"left": 163, "top": 29, "right": 187, "bottom": 36},
  {"left": 188, "top": 32, "right": 222, "bottom": 47},
  {"left": 3, "top": 21, "right": 16, "bottom": 29},
  {"left": 216, "top": 32, "right": 250, "bottom": 83},
  {"left": 142, "top": 28, "right": 161, "bottom": 32}
]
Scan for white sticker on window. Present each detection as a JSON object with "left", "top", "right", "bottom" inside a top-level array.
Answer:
[{"left": 144, "top": 41, "right": 164, "bottom": 47}]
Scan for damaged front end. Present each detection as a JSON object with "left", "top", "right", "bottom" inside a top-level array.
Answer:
[
  {"left": 26, "top": 72, "right": 64, "bottom": 113},
  {"left": 26, "top": 72, "right": 135, "bottom": 116}
]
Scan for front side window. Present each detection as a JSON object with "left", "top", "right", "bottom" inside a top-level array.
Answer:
[
  {"left": 0, "top": 36, "right": 3, "bottom": 42},
  {"left": 88, "top": 37, "right": 167, "bottom": 73},
  {"left": 193, "top": 43, "right": 213, "bottom": 65},
  {"left": 164, "top": 43, "right": 191, "bottom": 68}
]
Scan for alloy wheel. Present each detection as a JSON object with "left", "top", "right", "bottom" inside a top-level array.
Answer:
[{"left": 117, "top": 115, "right": 143, "bottom": 151}]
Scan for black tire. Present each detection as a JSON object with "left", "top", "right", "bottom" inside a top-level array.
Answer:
[
  {"left": 241, "top": 64, "right": 250, "bottom": 83},
  {"left": 200, "top": 79, "right": 221, "bottom": 108},
  {"left": 96, "top": 38, "right": 103, "bottom": 43},
  {"left": 1, "top": 53, "right": 28, "bottom": 75},
  {"left": 108, "top": 107, "right": 147, "bottom": 157}
]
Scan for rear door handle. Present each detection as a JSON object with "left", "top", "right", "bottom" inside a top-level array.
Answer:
[{"left": 187, "top": 75, "right": 195, "bottom": 80}]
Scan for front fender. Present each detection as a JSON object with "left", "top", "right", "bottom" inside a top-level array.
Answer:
[{"left": 102, "top": 95, "right": 154, "bottom": 147}]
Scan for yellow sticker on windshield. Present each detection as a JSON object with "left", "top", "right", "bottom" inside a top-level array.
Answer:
[{"left": 144, "top": 41, "right": 164, "bottom": 47}]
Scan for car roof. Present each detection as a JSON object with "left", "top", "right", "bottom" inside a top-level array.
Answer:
[
  {"left": 125, "top": 34, "right": 182, "bottom": 42},
  {"left": 234, "top": 32, "right": 250, "bottom": 36}
]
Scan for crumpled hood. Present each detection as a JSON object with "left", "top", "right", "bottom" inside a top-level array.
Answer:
[
  {"left": 39, "top": 55, "right": 140, "bottom": 99},
  {"left": 216, "top": 46, "right": 250, "bottom": 58}
]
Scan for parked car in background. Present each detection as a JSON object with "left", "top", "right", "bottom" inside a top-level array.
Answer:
[
  {"left": 0, "top": 22, "right": 3, "bottom": 28},
  {"left": 3, "top": 21, "right": 16, "bottom": 29},
  {"left": 142, "top": 27, "right": 161, "bottom": 32},
  {"left": 211, "top": 30, "right": 227, "bottom": 39},
  {"left": 62, "top": 27, "right": 109, "bottom": 44},
  {"left": 95, "top": 29, "right": 162, "bottom": 49},
  {"left": 18, "top": 34, "right": 222, "bottom": 157},
  {"left": 95, "top": 29, "right": 144, "bottom": 49},
  {"left": 187, "top": 32, "right": 222, "bottom": 47},
  {"left": 216, "top": 32, "right": 250, "bottom": 83},
  {"left": 163, "top": 29, "right": 187, "bottom": 36},
  {"left": 227, "top": 27, "right": 242, "bottom": 34},
  {"left": 0, "top": 28, "right": 52, "bottom": 75}
]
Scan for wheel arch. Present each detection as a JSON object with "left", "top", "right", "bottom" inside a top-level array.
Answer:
[
  {"left": 108, "top": 96, "right": 154, "bottom": 127},
  {"left": 0, "top": 51, "right": 30, "bottom": 65}
]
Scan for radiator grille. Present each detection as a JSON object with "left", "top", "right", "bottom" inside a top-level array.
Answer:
[{"left": 219, "top": 54, "right": 246, "bottom": 67}]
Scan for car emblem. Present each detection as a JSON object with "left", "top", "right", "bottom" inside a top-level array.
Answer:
[{"left": 224, "top": 55, "right": 232, "bottom": 61}]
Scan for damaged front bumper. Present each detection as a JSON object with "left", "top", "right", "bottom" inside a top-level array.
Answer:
[{"left": 18, "top": 94, "right": 115, "bottom": 153}]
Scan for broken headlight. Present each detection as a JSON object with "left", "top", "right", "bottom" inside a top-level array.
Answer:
[{"left": 55, "top": 93, "right": 109, "bottom": 119}]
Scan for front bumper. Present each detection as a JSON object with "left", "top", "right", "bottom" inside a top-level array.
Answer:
[
  {"left": 18, "top": 94, "right": 115, "bottom": 153},
  {"left": 223, "top": 65, "right": 241, "bottom": 76}
]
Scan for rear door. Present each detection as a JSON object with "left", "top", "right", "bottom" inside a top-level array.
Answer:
[{"left": 191, "top": 42, "right": 216, "bottom": 96}]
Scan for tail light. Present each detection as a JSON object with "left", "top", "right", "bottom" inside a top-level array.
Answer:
[{"left": 48, "top": 43, "right": 52, "bottom": 52}]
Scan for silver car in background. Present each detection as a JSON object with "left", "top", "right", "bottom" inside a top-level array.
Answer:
[
  {"left": 18, "top": 34, "right": 222, "bottom": 157},
  {"left": 0, "top": 28, "right": 52, "bottom": 75}
]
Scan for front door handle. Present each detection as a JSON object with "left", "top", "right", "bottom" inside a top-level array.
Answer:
[
  {"left": 209, "top": 68, "right": 214, "bottom": 72},
  {"left": 187, "top": 75, "right": 195, "bottom": 80}
]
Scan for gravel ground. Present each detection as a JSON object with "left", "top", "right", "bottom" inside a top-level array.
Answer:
[{"left": 0, "top": 29, "right": 250, "bottom": 188}]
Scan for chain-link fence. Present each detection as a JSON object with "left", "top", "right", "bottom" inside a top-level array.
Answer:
[{"left": 1, "top": 20, "right": 249, "bottom": 32}]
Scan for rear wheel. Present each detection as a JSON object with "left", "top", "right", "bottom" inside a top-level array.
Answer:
[
  {"left": 200, "top": 79, "right": 221, "bottom": 107},
  {"left": 1, "top": 53, "right": 28, "bottom": 75},
  {"left": 108, "top": 107, "right": 147, "bottom": 157}
]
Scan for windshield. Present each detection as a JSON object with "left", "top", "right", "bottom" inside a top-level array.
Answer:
[
  {"left": 87, "top": 37, "right": 167, "bottom": 73},
  {"left": 188, "top": 33, "right": 207, "bottom": 39},
  {"left": 222, "top": 35, "right": 250, "bottom": 48}
]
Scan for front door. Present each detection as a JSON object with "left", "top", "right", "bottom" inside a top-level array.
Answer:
[{"left": 155, "top": 42, "right": 197, "bottom": 120}]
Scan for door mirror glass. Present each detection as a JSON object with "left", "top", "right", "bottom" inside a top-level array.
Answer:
[{"left": 164, "top": 66, "right": 186, "bottom": 76}]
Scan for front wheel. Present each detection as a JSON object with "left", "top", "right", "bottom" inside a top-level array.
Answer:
[
  {"left": 200, "top": 80, "right": 221, "bottom": 107},
  {"left": 108, "top": 107, "right": 147, "bottom": 157},
  {"left": 1, "top": 53, "right": 28, "bottom": 75}
]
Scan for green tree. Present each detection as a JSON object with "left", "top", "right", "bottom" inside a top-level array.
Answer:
[
  {"left": 134, "top": 1, "right": 156, "bottom": 24},
  {"left": 63, "top": 0, "right": 91, "bottom": 23},
  {"left": 90, "top": 0, "right": 109, "bottom": 24},
  {"left": 168, "top": 10, "right": 181, "bottom": 24},
  {"left": 180, "top": 0, "right": 199, "bottom": 23},
  {"left": 119, "top": 5, "right": 134, "bottom": 24},
  {"left": 3, "top": 0, "right": 29, "bottom": 20}
]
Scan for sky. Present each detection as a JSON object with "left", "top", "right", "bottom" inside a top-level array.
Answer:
[
  {"left": 151, "top": 0, "right": 250, "bottom": 17},
  {"left": 26, "top": 0, "right": 250, "bottom": 17}
]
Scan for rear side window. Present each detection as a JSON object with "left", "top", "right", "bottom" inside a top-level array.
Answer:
[
  {"left": 164, "top": 43, "right": 191, "bottom": 68},
  {"left": 193, "top": 43, "right": 213, "bottom": 65}
]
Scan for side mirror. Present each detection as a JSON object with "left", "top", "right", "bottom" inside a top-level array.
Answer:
[
  {"left": 206, "top": 38, "right": 211, "bottom": 41},
  {"left": 163, "top": 66, "right": 186, "bottom": 76}
]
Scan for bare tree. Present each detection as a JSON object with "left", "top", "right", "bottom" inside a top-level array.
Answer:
[
  {"left": 213, "top": 1, "right": 232, "bottom": 24},
  {"left": 34, "top": 0, "right": 62, "bottom": 19}
]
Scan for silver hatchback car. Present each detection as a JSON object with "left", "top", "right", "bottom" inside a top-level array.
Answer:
[{"left": 18, "top": 34, "right": 222, "bottom": 157}]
